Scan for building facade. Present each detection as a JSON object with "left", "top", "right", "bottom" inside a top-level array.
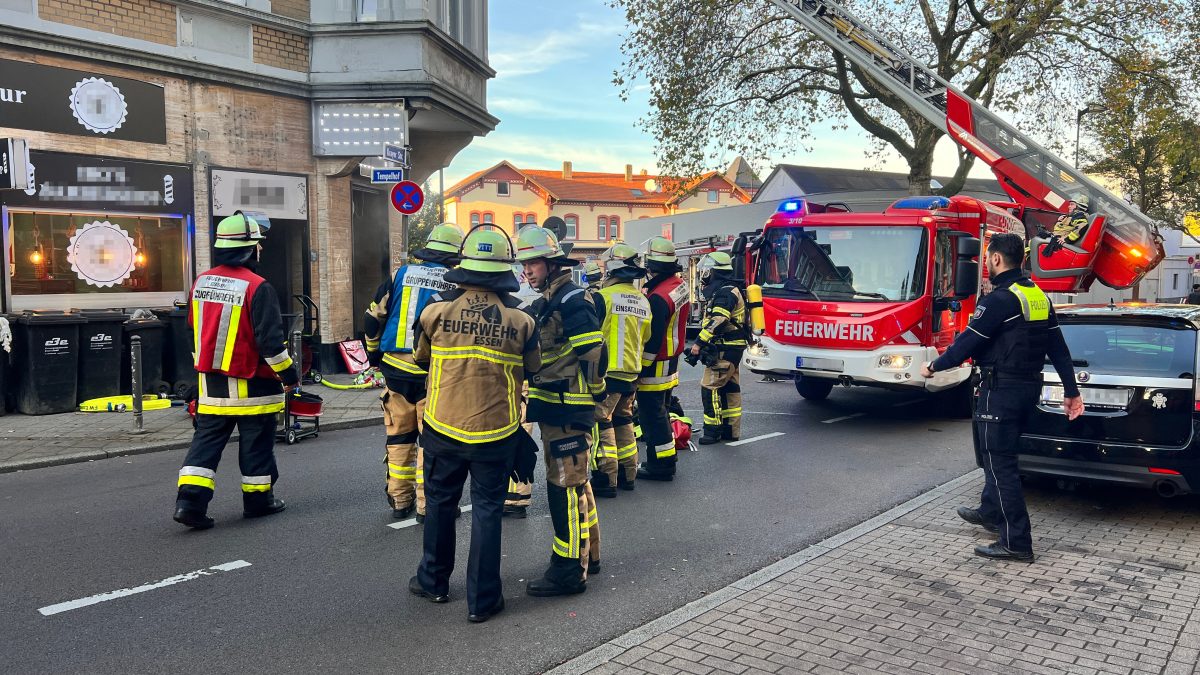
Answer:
[
  {"left": 0, "top": 0, "right": 496, "bottom": 364},
  {"left": 443, "top": 160, "right": 757, "bottom": 258}
]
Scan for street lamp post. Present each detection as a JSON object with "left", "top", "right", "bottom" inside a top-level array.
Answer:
[{"left": 1075, "top": 104, "right": 1106, "bottom": 169}]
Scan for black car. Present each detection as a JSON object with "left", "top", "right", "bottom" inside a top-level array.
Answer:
[{"left": 1016, "top": 303, "right": 1200, "bottom": 497}]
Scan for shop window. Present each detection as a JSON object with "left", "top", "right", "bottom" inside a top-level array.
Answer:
[
  {"left": 497, "top": 182, "right": 510, "bottom": 197},
  {"left": 708, "top": 190, "right": 719, "bottom": 203},
  {"left": 564, "top": 215, "right": 578, "bottom": 240},
  {"left": 8, "top": 211, "right": 187, "bottom": 309},
  {"left": 597, "top": 216, "right": 608, "bottom": 240}
]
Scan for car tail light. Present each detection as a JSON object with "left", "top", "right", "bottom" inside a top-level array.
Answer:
[{"left": 1149, "top": 467, "right": 1182, "bottom": 475}]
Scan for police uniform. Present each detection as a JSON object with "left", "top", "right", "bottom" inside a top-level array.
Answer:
[
  {"left": 637, "top": 239, "right": 690, "bottom": 480},
  {"left": 409, "top": 227, "right": 540, "bottom": 621},
  {"left": 591, "top": 244, "right": 652, "bottom": 496},
  {"left": 518, "top": 225, "right": 604, "bottom": 596},
  {"left": 174, "top": 213, "right": 298, "bottom": 530},
  {"left": 696, "top": 263, "right": 748, "bottom": 443},
  {"left": 929, "top": 268, "right": 1078, "bottom": 559},
  {"left": 364, "top": 225, "right": 462, "bottom": 520}
]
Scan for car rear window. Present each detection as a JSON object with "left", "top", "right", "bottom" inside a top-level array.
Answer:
[{"left": 1059, "top": 323, "right": 1196, "bottom": 378}]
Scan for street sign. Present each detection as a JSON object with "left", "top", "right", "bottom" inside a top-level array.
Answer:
[
  {"left": 390, "top": 180, "right": 424, "bottom": 214},
  {"left": 371, "top": 168, "right": 406, "bottom": 184},
  {"left": 383, "top": 143, "right": 409, "bottom": 167}
]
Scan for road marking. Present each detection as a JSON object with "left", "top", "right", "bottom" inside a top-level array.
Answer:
[
  {"left": 38, "top": 560, "right": 252, "bottom": 616},
  {"left": 892, "top": 399, "right": 923, "bottom": 407},
  {"left": 727, "top": 432, "right": 785, "bottom": 447},
  {"left": 822, "top": 413, "right": 865, "bottom": 424},
  {"left": 387, "top": 504, "right": 473, "bottom": 530}
]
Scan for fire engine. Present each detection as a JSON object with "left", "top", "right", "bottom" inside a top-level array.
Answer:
[{"left": 740, "top": 0, "right": 1165, "bottom": 410}]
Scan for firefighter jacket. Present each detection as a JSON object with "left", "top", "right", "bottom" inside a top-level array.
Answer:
[
  {"left": 1052, "top": 208, "right": 1089, "bottom": 243},
  {"left": 189, "top": 264, "right": 298, "bottom": 415},
  {"left": 639, "top": 273, "right": 690, "bottom": 392},
  {"left": 595, "top": 278, "right": 653, "bottom": 392},
  {"left": 365, "top": 259, "right": 457, "bottom": 384},
  {"left": 697, "top": 273, "right": 748, "bottom": 354},
  {"left": 526, "top": 272, "right": 605, "bottom": 429},
  {"left": 413, "top": 278, "right": 540, "bottom": 452},
  {"left": 930, "top": 269, "right": 1078, "bottom": 395}
]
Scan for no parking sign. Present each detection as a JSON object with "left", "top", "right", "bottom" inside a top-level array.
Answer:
[{"left": 390, "top": 181, "right": 424, "bottom": 214}]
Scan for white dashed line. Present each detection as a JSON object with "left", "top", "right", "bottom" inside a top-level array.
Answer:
[
  {"left": 38, "top": 560, "right": 252, "bottom": 616},
  {"left": 822, "top": 413, "right": 865, "bottom": 424},
  {"left": 726, "top": 432, "right": 786, "bottom": 447}
]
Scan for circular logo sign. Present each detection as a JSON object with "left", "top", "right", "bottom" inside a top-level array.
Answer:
[
  {"left": 67, "top": 220, "right": 138, "bottom": 287},
  {"left": 69, "top": 77, "right": 129, "bottom": 134}
]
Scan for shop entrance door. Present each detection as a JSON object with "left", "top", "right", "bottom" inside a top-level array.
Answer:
[
  {"left": 351, "top": 187, "right": 390, "bottom": 336},
  {"left": 257, "top": 219, "right": 310, "bottom": 326}
]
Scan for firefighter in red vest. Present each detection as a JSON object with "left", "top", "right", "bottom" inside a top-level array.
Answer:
[
  {"left": 637, "top": 237, "right": 691, "bottom": 480},
  {"left": 173, "top": 212, "right": 299, "bottom": 530}
]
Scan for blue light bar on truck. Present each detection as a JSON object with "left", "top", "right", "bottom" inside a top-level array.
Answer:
[
  {"left": 890, "top": 196, "right": 951, "bottom": 210},
  {"left": 779, "top": 199, "right": 805, "bottom": 213}
]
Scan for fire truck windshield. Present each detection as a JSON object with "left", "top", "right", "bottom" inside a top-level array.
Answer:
[{"left": 757, "top": 226, "right": 927, "bottom": 302}]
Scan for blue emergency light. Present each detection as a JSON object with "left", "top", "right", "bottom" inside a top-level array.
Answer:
[
  {"left": 890, "top": 196, "right": 951, "bottom": 210},
  {"left": 778, "top": 199, "right": 805, "bottom": 213}
]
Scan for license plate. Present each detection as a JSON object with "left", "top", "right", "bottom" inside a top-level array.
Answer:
[
  {"left": 1041, "top": 385, "right": 1131, "bottom": 408},
  {"left": 796, "top": 356, "right": 844, "bottom": 372}
]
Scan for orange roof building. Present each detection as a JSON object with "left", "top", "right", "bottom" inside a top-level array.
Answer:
[{"left": 443, "top": 159, "right": 757, "bottom": 257}]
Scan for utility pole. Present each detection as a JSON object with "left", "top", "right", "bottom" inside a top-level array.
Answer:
[{"left": 1075, "top": 104, "right": 1105, "bottom": 168}]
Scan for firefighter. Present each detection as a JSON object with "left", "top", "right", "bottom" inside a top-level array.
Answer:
[
  {"left": 637, "top": 237, "right": 690, "bottom": 481},
  {"left": 173, "top": 212, "right": 299, "bottom": 530},
  {"left": 409, "top": 227, "right": 540, "bottom": 622},
  {"left": 1040, "top": 193, "right": 1091, "bottom": 257},
  {"left": 364, "top": 223, "right": 463, "bottom": 520},
  {"left": 590, "top": 243, "right": 652, "bottom": 497},
  {"left": 922, "top": 233, "right": 1084, "bottom": 561},
  {"left": 689, "top": 251, "right": 748, "bottom": 444},
  {"left": 583, "top": 260, "right": 603, "bottom": 292},
  {"left": 517, "top": 224, "right": 604, "bottom": 596}
]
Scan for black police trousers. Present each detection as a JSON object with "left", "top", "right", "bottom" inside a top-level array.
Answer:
[
  {"left": 636, "top": 389, "right": 676, "bottom": 475},
  {"left": 416, "top": 449, "right": 508, "bottom": 615},
  {"left": 972, "top": 382, "right": 1041, "bottom": 554}
]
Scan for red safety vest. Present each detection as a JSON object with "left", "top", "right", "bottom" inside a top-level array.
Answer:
[
  {"left": 189, "top": 265, "right": 274, "bottom": 380},
  {"left": 646, "top": 275, "right": 690, "bottom": 361}
]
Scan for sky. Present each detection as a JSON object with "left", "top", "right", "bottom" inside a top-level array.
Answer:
[{"left": 442, "top": 0, "right": 978, "bottom": 190}]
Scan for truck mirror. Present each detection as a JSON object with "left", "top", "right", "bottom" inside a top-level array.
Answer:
[
  {"left": 954, "top": 260, "right": 979, "bottom": 297},
  {"left": 957, "top": 236, "right": 981, "bottom": 258}
]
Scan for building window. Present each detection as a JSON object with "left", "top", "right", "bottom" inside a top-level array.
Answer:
[
  {"left": 482, "top": 212, "right": 494, "bottom": 225},
  {"left": 513, "top": 213, "right": 524, "bottom": 227},
  {"left": 356, "top": 0, "right": 378, "bottom": 21},
  {"left": 497, "top": 182, "right": 510, "bottom": 197},
  {"left": 564, "top": 215, "right": 578, "bottom": 240},
  {"left": 707, "top": 190, "right": 719, "bottom": 203},
  {"left": 525, "top": 213, "right": 537, "bottom": 224},
  {"left": 9, "top": 211, "right": 187, "bottom": 310},
  {"left": 470, "top": 212, "right": 480, "bottom": 226},
  {"left": 597, "top": 216, "right": 608, "bottom": 240},
  {"left": 610, "top": 216, "right": 620, "bottom": 240}
]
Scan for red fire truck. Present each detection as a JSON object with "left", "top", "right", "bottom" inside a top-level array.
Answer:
[{"left": 742, "top": 0, "right": 1166, "bottom": 409}]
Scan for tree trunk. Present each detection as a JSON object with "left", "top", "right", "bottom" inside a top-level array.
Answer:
[{"left": 907, "top": 155, "right": 935, "bottom": 196}]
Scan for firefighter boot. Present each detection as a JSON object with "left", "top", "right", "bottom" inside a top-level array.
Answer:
[
  {"left": 590, "top": 470, "right": 617, "bottom": 498},
  {"left": 243, "top": 490, "right": 287, "bottom": 518},
  {"left": 637, "top": 464, "right": 674, "bottom": 482},
  {"left": 173, "top": 503, "right": 215, "bottom": 530},
  {"left": 699, "top": 425, "right": 722, "bottom": 445},
  {"left": 526, "top": 555, "right": 587, "bottom": 597}
]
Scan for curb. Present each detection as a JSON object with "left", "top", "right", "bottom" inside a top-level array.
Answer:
[
  {"left": 545, "top": 468, "right": 985, "bottom": 675},
  {"left": 0, "top": 414, "right": 383, "bottom": 474}
]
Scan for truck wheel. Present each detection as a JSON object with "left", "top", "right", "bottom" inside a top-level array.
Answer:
[{"left": 794, "top": 376, "right": 834, "bottom": 401}]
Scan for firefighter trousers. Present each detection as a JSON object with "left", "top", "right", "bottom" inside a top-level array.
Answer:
[
  {"left": 701, "top": 358, "right": 742, "bottom": 439},
  {"left": 539, "top": 423, "right": 600, "bottom": 581},
  {"left": 381, "top": 383, "right": 426, "bottom": 513},
  {"left": 416, "top": 450, "right": 508, "bottom": 615},
  {"left": 636, "top": 388, "right": 676, "bottom": 475},
  {"left": 506, "top": 420, "right": 536, "bottom": 510},
  {"left": 973, "top": 383, "right": 1039, "bottom": 554},
  {"left": 177, "top": 413, "right": 278, "bottom": 512},
  {"left": 592, "top": 391, "right": 637, "bottom": 488}
]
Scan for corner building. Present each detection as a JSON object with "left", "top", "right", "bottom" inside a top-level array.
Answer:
[{"left": 0, "top": 0, "right": 496, "bottom": 368}]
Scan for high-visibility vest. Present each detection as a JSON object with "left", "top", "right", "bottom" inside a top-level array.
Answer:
[
  {"left": 379, "top": 261, "right": 454, "bottom": 375},
  {"left": 646, "top": 275, "right": 690, "bottom": 361},
  {"left": 598, "top": 281, "right": 652, "bottom": 382},
  {"left": 190, "top": 265, "right": 274, "bottom": 380}
]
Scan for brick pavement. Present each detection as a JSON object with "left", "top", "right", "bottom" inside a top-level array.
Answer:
[
  {"left": 552, "top": 471, "right": 1200, "bottom": 675},
  {"left": 0, "top": 382, "right": 384, "bottom": 472}
]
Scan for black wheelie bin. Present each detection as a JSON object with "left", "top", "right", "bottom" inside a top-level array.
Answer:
[
  {"left": 14, "top": 311, "right": 85, "bottom": 415},
  {"left": 77, "top": 309, "right": 126, "bottom": 404}
]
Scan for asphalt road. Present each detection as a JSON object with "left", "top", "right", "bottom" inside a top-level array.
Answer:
[{"left": 0, "top": 371, "right": 978, "bottom": 674}]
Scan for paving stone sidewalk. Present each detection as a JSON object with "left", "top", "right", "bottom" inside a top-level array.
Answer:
[
  {"left": 0, "top": 382, "right": 384, "bottom": 472},
  {"left": 553, "top": 470, "right": 1200, "bottom": 675}
]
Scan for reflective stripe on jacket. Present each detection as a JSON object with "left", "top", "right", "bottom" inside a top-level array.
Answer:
[
  {"left": 647, "top": 274, "right": 690, "bottom": 361},
  {"left": 190, "top": 265, "right": 291, "bottom": 381},
  {"left": 526, "top": 274, "right": 605, "bottom": 425},
  {"left": 597, "top": 280, "right": 652, "bottom": 383}
]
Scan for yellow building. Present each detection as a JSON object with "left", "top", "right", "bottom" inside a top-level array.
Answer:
[{"left": 444, "top": 159, "right": 758, "bottom": 257}]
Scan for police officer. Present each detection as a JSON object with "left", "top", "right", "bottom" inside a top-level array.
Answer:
[
  {"left": 408, "top": 227, "right": 540, "bottom": 622},
  {"left": 516, "top": 224, "right": 604, "bottom": 596},
  {"left": 637, "top": 237, "right": 690, "bottom": 481},
  {"left": 173, "top": 212, "right": 298, "bottom": 530},
  {"left": 591, "top": 243, "right": 652, "bottom": 497},
  {"left": 364, "top": 224, "right": 463, "bottom": 520},
  {"left": 689, "top": 251, "right": 748, "bottom": 445},
  {"left": 922, "top": 233, "right": 1084, "bottom": 561}
]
